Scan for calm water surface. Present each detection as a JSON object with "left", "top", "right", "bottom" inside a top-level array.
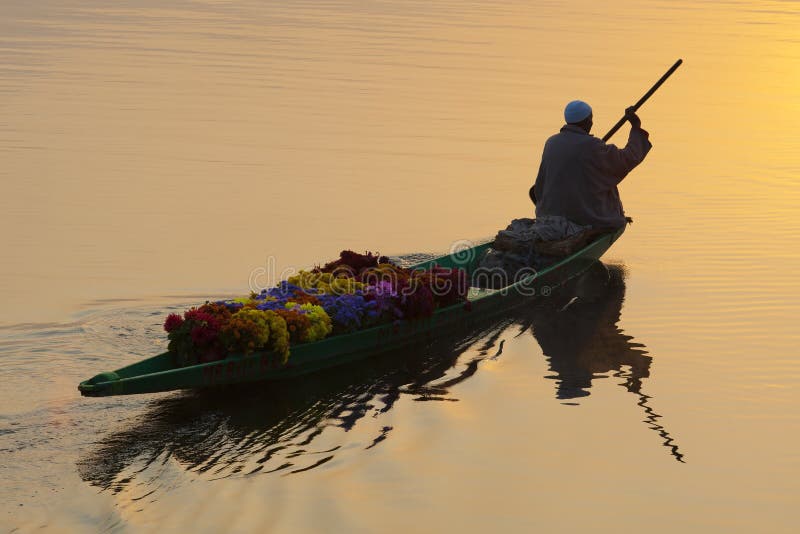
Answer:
[{"left": 2, "top": 0, "right": 799, "bottom": 532}]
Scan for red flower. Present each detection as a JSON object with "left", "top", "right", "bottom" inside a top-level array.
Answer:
[
  {"left": 198, "top": 302, "right": 232, "bottom": 321},
  {"left": 396, "top": 278, "right": 434, "bottom": 319},
  {"left": 190, "top": 325, "right": 217, "bottom": 345},
  {"left": 319, "top": 250, "right": 385, "bottom": 274},
  {"left": 183, "top": 309, "right": 220, "bottom": 329},
  {"left": 164, "top": 313, "right": 184, "bottom": 333}
]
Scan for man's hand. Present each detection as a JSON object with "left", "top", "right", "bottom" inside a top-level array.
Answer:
[{"left": 625, "top": 106, "right": 642, "bottom": 129}]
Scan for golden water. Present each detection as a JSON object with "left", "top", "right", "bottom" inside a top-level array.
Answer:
[{"left": 2, "top": 0, "right": 799, "bottom": 531}]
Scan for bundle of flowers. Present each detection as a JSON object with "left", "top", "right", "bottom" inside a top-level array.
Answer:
[
  {"left": 394, "top": 277, "right": 435, "bottom": 319},
  {"left": 274, "top": 308, "right": 312, "bottom": 343},
  {"left": 362, "top": 281, "right": 404, "bottom": 323},
  {"left": 164, "top": 303, "right": 289, "bottom": 366},
  {"left": 288, "top": 271, "right": 365, "bottom": 295},
  {"left": 414, "top": 266, "right": 469, "bottom": 307},
  {"left": 219, "top": 308, "right": 290, "bottom": 363},
  {"left": 319, "top": 250, "right": 389, "bottom": 275},
  {"left": 163, "top": 250, "right": 470, "bottom": 367},
  {"left": 284, "top": 302, "right": 332, "bottom": 341},
  {"left": 315, "top": 292, "right": 375, "bottom": 334},
  {"left": 164, "top": 306, "right": 225, "bottom": 367}
]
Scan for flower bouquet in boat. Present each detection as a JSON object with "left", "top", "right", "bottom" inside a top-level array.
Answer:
[{"left": 163, "top": 250, "right": 469, "bottom": 368}]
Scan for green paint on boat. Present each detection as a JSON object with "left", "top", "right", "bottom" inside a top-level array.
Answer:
[{"left": 78, "top": 228, "right": 624, "bottom": 397}]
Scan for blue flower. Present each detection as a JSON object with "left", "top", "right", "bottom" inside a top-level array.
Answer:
[
  {"left": 315, "top": 293, "right": 371, "bottom": 333},
  {"left": 256, "top": 299, "right": 285, "bottom": 311}
]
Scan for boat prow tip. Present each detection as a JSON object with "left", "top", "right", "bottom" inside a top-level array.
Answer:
[{"left": 78, "top": 371, "right": 121, "bottom": 397}]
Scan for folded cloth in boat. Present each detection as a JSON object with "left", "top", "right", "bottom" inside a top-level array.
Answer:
[
  {"left": 493, "top": 216, "right": 590, "bottom": 253},
  {"left": 476, "top": 216, "right": 591, "bottom": 288}
]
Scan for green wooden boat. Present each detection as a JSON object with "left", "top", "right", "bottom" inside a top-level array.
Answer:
[{"left": 78, "top": 228, "right": 624, "bottom": 397}]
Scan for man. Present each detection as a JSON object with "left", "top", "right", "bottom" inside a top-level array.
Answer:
[{"left": 530, "top": 100, "right": 651, "bottom": 230}]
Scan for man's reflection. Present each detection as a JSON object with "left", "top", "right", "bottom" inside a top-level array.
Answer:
[
  {"left": 531, "top": 262, "right": 650, "bottom": 400},
  {"left": 519, "top": 262, "right": 684, "bottom": 462}
]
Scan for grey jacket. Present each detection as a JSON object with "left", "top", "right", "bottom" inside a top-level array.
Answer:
[{"left": 531, "top": 124, "right": 652, "bottom": 229}]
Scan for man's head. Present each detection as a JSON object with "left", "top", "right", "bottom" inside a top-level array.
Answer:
[{"left": 564, "top": 100, "right": 593, "bottom": 133}]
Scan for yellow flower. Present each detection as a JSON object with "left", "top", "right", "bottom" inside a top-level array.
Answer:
[{"left": 298, "top": 303, "right": 332, "bottom": 341}]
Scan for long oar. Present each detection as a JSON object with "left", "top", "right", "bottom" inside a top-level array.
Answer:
[{"left": 602, "top": 59, "right": 683, "bottom": 142}]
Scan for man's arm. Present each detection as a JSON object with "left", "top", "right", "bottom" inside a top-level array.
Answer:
[
  {"left": 591, "top": 108, "right": 652, "bottom": 185},
  {"left": 531, "top": 158, "right": 546, "bottom": 206}
]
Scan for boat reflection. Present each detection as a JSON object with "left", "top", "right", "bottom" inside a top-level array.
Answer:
[
  {"left": 76, "top": 315, "right": 513, "bottom": 494},
  {"left": 77, "top": 262, "right": 682, "bottom": 497}
]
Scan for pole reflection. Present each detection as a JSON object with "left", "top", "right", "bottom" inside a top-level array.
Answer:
[{"left": 78, "top": 262, "right": 682, "bottom": 500}]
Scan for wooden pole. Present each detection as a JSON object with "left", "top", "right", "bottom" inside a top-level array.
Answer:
[{"left": 602, "top": 59, "right": 683, "bottom": 142}]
